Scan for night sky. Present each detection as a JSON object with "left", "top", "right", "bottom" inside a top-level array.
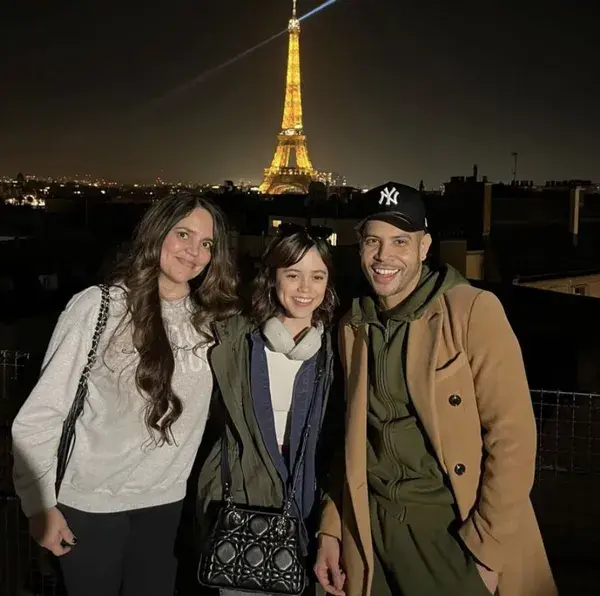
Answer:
[{"left": 3, "top": 0, "right": 600, "bottom": 187}]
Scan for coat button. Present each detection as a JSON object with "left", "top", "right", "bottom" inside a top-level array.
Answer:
[
  {"left": 454, "top": 463, "right": 466, "bottom": 475},
  {"left": 449, "top": 394, "right": 462, "bottom": 407}
]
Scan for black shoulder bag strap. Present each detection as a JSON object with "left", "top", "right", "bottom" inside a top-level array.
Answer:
[{"left": 55, "top": 284, "right": 110, "bottom": 496}]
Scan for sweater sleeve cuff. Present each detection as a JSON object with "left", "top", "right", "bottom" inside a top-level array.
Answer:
[{"left": 19, "top": 483, "right": 58, "bottom": 518}]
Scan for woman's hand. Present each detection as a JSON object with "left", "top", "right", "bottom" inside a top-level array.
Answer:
[
  {"left": 314, "top": 534, "right": 346, "bottom": 595},
  {"left": 29, "top": 506, "right": 77, "bottom": 556}
]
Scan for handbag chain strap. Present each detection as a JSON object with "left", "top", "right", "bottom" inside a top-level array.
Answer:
[
  {"left": 55, "top": 284, "right": 110, "bottom": 494},
  {"left": 221, "top": 346, "right": 326, "bottom": 517}
]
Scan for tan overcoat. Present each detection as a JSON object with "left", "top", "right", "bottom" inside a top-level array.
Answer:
[{"left": 320, "top": 284, "right": 557, "bottom": 596}]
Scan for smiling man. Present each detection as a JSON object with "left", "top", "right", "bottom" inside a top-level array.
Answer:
[{"left": 314, "top": 182, "right": 556, "bottom": 596}]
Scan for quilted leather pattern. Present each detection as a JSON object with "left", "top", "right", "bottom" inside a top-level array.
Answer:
[{"left": 198, "top": 506, "right": 307, "bottom": 595}]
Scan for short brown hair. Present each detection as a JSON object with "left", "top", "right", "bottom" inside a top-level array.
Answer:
[{"left": 249, "top": 232, "right": 337, "bottom": 328}]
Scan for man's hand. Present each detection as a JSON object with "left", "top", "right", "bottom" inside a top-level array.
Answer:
[
  {"left": 29, "top": 506, "right": 77, "bottom": 557},
  {"left": 476, "top": 562, "right": 499, "bottom": 594},
  {"left": 314, "top": 534, "right": 346, "bottom": 595}
]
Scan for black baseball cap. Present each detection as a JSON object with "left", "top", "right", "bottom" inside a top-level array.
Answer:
[{"left": 356, "top": 181, "right": 428, "bottom": 233}]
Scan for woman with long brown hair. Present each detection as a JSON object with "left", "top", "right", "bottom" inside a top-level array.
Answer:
[
  {"left": 11, "top": 192, "right": 238, "bottom": 596},
  {"left": 196, "top": 223, "right": 342, "bottom": 596}
]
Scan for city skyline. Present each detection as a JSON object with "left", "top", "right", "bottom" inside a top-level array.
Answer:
[{"left": 3, "top": 0, "right": 600, "bottom": 187}]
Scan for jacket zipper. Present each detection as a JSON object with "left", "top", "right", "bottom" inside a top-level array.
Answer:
[{"left": 375, "top": 320, "right": 399, "bottom": 483}]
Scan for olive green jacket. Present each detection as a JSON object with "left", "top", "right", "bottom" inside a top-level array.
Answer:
[{"left": 195, "top": 314, "right": 340, "bottom": 540}]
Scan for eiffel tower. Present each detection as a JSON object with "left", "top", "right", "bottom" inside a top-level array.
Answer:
[{"left": 259, "top": 0, "right": 316, "bottom": 195}]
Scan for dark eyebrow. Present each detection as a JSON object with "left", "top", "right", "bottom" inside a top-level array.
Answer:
[
  {"left": 284, "top": 268, "right": 328, "bottom": 275},
  {"left": 363, "top": 234, "right": 410, "bottom": 240}
]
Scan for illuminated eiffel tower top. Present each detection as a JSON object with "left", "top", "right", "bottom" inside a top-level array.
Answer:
[
  {"left": 281, "top": 0, "right": 304, "bottom": 132},
  {"left": 259, "top": 0, "right": 315, "bottom": 194}
]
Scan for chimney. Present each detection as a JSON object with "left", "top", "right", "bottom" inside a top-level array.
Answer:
[
  {"left": 473, "top": 163, "right": 478, "bottom": 181},
  {"left": 569, "top": 186, "right": 581, "bottom": 246},
  {"left": 482, "top": 182, "right": 492, "bottom": 237}
]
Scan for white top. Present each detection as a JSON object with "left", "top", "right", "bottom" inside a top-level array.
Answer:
[
  {"left": 11, "top": 285, "right": 213, "bottom": 517},
  {"left": 264, "top": 346, "right": 303, "bottom": 449}
]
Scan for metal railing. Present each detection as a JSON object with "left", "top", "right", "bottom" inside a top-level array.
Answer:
[
  {"left": 530, "top": 389, "right": 600, "bottom": 581},
  {"left": 533, "top": 389, "right": 600, "bottom": 476},
  {"left": 1, "top": 353, "right": 600, "bottom": 594}
]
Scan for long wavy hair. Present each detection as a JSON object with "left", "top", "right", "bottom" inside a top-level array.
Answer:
[
  {"left": 249, "top": 231, "right": 337, "bottom": 328},
  {"left": 108, "top": 192, "right": 239, "bottom": 445}
]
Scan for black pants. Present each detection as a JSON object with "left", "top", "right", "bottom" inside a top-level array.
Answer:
[{"left": 57, "top": 500, "right": 183, "bottom": 596}]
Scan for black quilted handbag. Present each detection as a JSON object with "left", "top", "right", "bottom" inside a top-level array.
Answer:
[
  {"left": 55, "top": 284, "right": 110, "bottom": 495},
  {"left": 198, "top": 349, "right": 325, "bottom": 595}
]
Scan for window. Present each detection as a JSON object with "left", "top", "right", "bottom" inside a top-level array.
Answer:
[
  {"left": 329, "top": 232, "right": 337, "bottom": 246},
  {"left": 573, "top": 285, "right": 587, "bottom": 296},
  {"left": 271, "top": 219, "right": 281, "bottom": 229}
]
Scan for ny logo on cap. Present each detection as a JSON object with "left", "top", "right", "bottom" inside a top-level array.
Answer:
[{"left": 379, "top": 186, "right": 399, "bottom": 206}]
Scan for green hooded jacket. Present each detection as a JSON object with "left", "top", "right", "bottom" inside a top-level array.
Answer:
[{"left": 351, "top": 264, "right": 468, "bottom": 518}]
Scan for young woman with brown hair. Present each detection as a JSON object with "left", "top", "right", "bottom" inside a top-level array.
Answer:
[
  {"left": 11, "top": 192, "right": 238, "bottom": 596},
  {"left": 196, "top": 223, "right": 342, "bottom": 596}
]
